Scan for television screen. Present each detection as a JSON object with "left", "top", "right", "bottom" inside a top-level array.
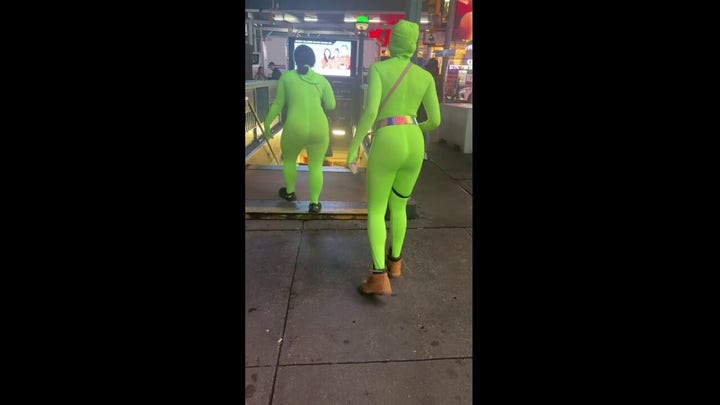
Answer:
[{"left": 289, "top": 39, "right": 356, "bottom": 78}]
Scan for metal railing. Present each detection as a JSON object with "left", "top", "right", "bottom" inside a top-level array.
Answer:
[{"left": 245, "top": 81, "right": 282, "bottom": 159}]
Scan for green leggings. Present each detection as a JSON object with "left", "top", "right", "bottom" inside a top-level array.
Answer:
[
  {"left": 347, "top": 53, "right": 441, "bottom": 271},
  {"left": 263, "top": 69, "right": 337, "bottom": 205},
  {"left": 280, "top": 129, "right": 329, "bottom": 204},
  {"left": 367, "top": 124, "right": 425, "bottom": 269}
]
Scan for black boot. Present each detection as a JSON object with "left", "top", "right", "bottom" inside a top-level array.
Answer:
[
  {"left": 308, "top": 202, "right": 322, "bottom": 214},
  {"left": 279, "top": 187, "right": 297, "bottom": 201}
]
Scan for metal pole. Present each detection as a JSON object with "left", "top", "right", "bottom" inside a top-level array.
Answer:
[
  {"left": 440, "top": 0, "right": 458, "bottom": 104},
  {"left": 357, "top": 30, "right": 365, "bottom": 120},
  {"left": 358, "top": 31, "right": 365, "bottom": 89},
  {"left": 405, "top": 0, "right": 422, "bottom": 64},
  {"left": 248, "top": 21, "right": 254, "bottom": 54}
]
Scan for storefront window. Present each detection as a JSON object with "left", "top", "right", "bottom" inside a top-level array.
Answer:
[{"left": 416, "top": 1, "right": 473, "bottom": 103}]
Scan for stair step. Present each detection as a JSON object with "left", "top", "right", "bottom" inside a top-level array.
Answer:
[
  {"left": 245, "top": 200, "right": 368, "bottom": 220},
  {"left": 245, "top": 199, "right": 418, "bottom": 220},
  {"left": 246, "top": 200, "right": 367, "bottom": 214},
  {"left": 246, "top": 164, "right": 365, "bottom": 173}
]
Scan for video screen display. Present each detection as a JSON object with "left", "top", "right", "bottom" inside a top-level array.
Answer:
[{"left": 290, "top": 39, "right": 354, "bottom": 77}]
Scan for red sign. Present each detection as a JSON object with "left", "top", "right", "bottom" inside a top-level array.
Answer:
[
  {"left": 453, "top": 0, "right": 472, "bottom": 41},
  {"left": 369, "top": 28, "right": 393, "bottom": 48}
]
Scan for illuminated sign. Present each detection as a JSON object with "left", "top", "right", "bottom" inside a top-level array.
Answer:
[{"left": 435, "top": 49, "right": 456, "bottom": 57}]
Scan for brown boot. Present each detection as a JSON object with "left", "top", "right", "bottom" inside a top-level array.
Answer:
[
  {"left": 386, "top": 255, "right": 403, "bottom": 278},
  {"left": 358, "top": 272, "right": 392, "bottom": 296}
]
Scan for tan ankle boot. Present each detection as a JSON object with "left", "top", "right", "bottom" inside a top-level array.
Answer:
[
  {"left": 359, "top": 272, "right": 392, "bottom": 296},
  {"left": 386, "top": 255, "right": 403, "bottom": 278}
]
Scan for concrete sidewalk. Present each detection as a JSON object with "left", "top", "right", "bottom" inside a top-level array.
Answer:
[{"left": 245, "top": 135, "right": 473, "bottom": 404}]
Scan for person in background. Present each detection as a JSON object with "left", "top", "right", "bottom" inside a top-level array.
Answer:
[
  {"left": 333, "top": 48, "right": 340, "bottom": 68},
  {"left": 339, "top": 45, "right": 351, "bottom": 69},
  {"left": 416, "top": 58, "right": 441, "bottom": 160},
  {"left": 268, "top": 62, "right": 282, "bottom": 80},
  {"left": 254, "top": 66, "right": 267, "bottom": 80},
  {"left": 322, "top": 48, "right": 333, "bottom": 69},
  {"left": 345, "top": 20, "right": 441, "bottom": 296},
  {"left": 263, "top": 45, "right": 336, "bottom": 214}
]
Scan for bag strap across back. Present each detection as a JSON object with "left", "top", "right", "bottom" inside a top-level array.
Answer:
[{"left": 377, "top": 61, "right": 413, "bottom": 115}]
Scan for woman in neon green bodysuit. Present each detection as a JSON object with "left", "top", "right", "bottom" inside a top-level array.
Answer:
[
  {"left": 264, "top": 45, "right": 336, "bottom": 213},
  {"left": 346, "top": 20, "right": 442, "bottom": 295}
]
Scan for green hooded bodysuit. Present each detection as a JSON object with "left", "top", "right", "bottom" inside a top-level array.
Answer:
[
  {"left": 264, "top": 66, "right": 336, "bottom": 205},
  {"left": 347, "top": 20, "right": 442, "bottom": 271}
]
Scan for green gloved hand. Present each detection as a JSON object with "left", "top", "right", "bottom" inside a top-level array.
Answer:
[
  {"left": 262, "top": 122, "right": 273, "bottom": 141},
  {"left": 346, "top": 147, "right": 359, "bottom": 168}
]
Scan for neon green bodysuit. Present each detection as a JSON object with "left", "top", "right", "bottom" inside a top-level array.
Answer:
[
  {"left": 264, "top": 66, "right": 336, "bottom": 205},
  {"left": 347, "top": 20, "right": 442, "bottom": 270}
]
